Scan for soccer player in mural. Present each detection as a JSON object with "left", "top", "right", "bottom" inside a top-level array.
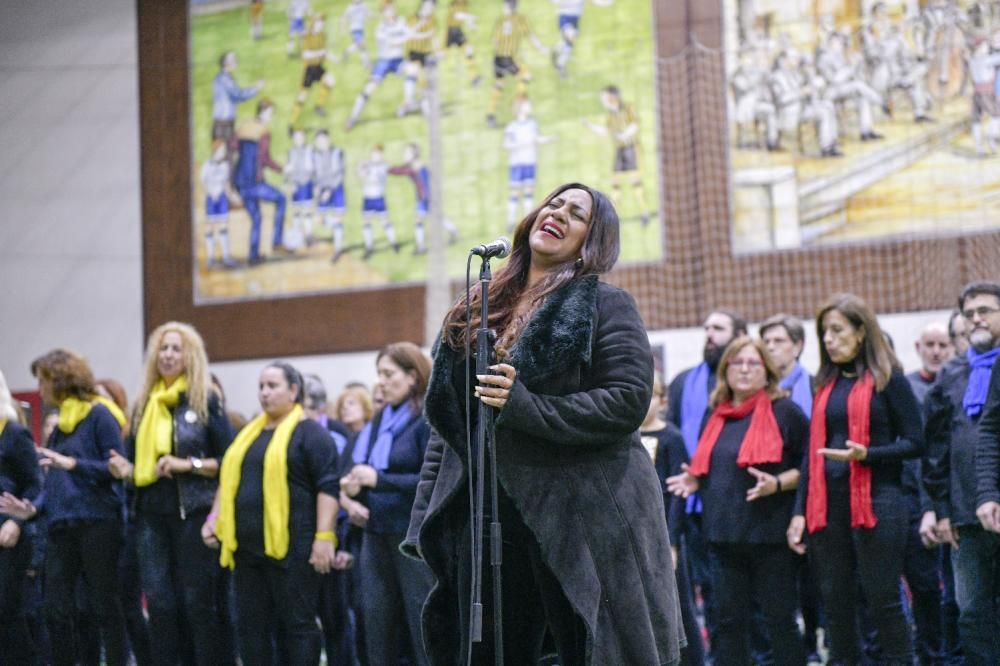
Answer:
[
  {"left": 441, "top": 0, "right": 480, "bottom": 87},
  {"left": 769, "top": 49, "right": 842, "bottom": 158},
  {"left": 200, "top": 139, "right": 241, "bottom": 270},
  {"left": 313, "top": 130, "right": 348, "bottom": 263},
  {"left": 399, "top": 1, "right": 437, "bottom": 118},
  {"left": 285, "top": 128, "right": 315, "bottom": 246},
  {"left": 345, "top": 3, "right": 412, "bottom": 131},
  {"left": 249, "top": 0, "right": 263, "bottom": 41},
  {"left": 583, "top": 85, "right": 652, "bottom": 226},
  {"left": 287, "top": 0, "right": 310, "bottom": 56},
  {"left": 289, "top": 13, "right": 337, "bottom": 130},
  {"left": 211, "top": 51, "right": 264, "bottom": 146},
  {"left": 549, "top": 0, "right": 613, "bottom": 79},
  {"left": 918, "top": 0, "right": 970, "bottom": 100},
  {"left": 503, "top": 96, "right": 554, "bottom": 229},
  {"left": 815, "top": 29, "right": 884, "bottom": 142},
  {"left": 388, "top": 143, "right": 458, "bottom": 256},
  {"left": 968, "top": 35, "right": 1000, "bottom": 155},
  {"left": 486, "top": 0, "right": 548, "bottom": 129},
  {"left": 341, "top": 0, "right": 371, "bottom": 69},
  {"left": 358, "top": 145, "right": 398, "bottom": 259},
  {"left": 233, "top": 99, "right": 289, "bottom": 265}
]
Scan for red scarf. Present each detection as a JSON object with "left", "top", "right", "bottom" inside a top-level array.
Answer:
[
  {"left": 806, "top": 372, "right": 877, "bottom": 534},
  {"left": 688, "top": 390, "right": 783, "bottom": 476}
]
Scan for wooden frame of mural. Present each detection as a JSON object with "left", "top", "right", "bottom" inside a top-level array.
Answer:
[{"left": 138, "top": 0, "right": 998, "bottom": 361}]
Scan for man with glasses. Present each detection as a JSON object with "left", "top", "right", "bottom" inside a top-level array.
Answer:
[{"left": 924, "top": 281, "right": 1000, "bottom": 664}]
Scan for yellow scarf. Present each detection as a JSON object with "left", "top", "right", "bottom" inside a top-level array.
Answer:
[
  {"left": 134, "top": 377, "right": 188, "bottom": 487},
  {"left": 216, "top": 404, "right": 303, "bottom": 569},
  {"left": 58, "top": 395, "right": 128, "bottom": 433},
  {"left": 0, "top": 419, "right": 7, "bottom": 438}
]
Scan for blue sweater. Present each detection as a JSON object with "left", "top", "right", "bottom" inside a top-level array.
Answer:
[
  {"left": 365, "top": 416, "right": 430, "bottom": 535},
  {"left": 38, "top": 404, "right": 125, "bottom": 526}
]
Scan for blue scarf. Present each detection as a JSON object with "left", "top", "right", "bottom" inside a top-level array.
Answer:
[
  {"left": 964, "top": 347, "right": 1000, "bottom": 418},
  {"left": 681, "top": 363, "right": 711, "bottom": 513},
  {"left": 781, "top": 362, "right": 813, "bottom": 417},
  {"left": 352, "top": 402, "right": 416, "bottom": 471}
]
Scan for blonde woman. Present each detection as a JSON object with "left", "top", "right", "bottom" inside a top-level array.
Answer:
[
  {"left": 0, "top": 369, "right": 41, "bottom": 664},
  {"left": 107, "top": 322, "right": 233, "bottom": 666}
]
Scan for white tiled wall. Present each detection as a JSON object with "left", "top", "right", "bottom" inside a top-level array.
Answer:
[{"left": 0, "top": 0, "right": 956, "bottom": 419}]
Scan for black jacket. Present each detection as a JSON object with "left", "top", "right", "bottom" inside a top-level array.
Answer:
[
  {"left": 0, "top": 421, "right": 41, "bottom": 526},
  {"left": 976, "top": 359, "right": 1000, "bottom": 507},
  {"left": 403, "top": 276, "right": 685, "bottom": 666},
  {"left": 127, "top": 391, "right": 232, "bottom": 518},
  {"left": 924, "top": 356, "right": 983, "bottom": 526}
]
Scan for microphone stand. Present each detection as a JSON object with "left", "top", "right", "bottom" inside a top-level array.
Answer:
[{"left": 470, "top": 254, "right": 504, "bottom": 665}]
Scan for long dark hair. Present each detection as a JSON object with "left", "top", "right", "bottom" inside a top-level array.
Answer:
[
  {"left": 814, "top": 293, "right": 898, "bottom": 391},
  {"left": 441, "top": 182, "right": 620, "bottom": 351}
]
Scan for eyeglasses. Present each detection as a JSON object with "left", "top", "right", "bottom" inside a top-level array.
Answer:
[
  {"left": 730, "top": 359, "right": 764, "bottom": 370},
  {"left": 962, "top": 305, "right": 1000, "bottom": 321}
]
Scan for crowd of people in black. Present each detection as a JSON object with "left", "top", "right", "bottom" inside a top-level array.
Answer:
[{"left": 2, "top": 183, "right": 1000, "bottom": 666}]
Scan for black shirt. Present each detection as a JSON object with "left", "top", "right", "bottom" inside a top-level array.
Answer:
[
  {"left": 698, "top": 398, "right": 808, "bottom": 545},
  {"left": 234, "top": 419, "right": 340, "bottom": 560},
  {"left": 795, "top": 369, "right": 924, "bottom": 515}
]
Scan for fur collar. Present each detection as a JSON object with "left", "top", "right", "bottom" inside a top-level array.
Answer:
[{"left": 424, "top": 275, "right": 599, "bottom": 446}]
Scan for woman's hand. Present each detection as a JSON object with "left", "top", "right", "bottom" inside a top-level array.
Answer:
[
  {"left": 665, "top": 463, "right": 699, "bottom": 498},
  {"left": 745, "top": 466, "right": 779, "bottom": 502},
  {"left": 340, "top": 474, "right": 362, "bottom": 498},
  {"left": 0, "top": 493, "right": 37, "bottom": 521},
  {"left": 37, "top": 447, "right": 77, "bottom": 471},
  {"left": 818, "top": 440, "right": 868, "bottom": 462},
  {"left": 0, "top": 519, "right": 21, "bottom": 549},
  {"left": 156, "top": 455, "right": 192, "bottom": 479},
  {"left": 201, "top": 514, "right": 220, "bottom": 549},
  {"left": 334, "top": 550, "right": 355, "bottom": 570},
  {"left": 310, "top": 539, "right": 335, "bottom": 574},
  {"left": 475, "top": 364, "right": 517, "bottom": 410},
  {"left": 786, "top": 515, "right": 807, "bottom": 555},
  {"left": 107, "top": 449, "right": 134, "bottom": 481},
  {"left": 340, "top": 493, "right": 370, "bottom": 527},
  {"left": 350, "top": 464, "right": 378, "bottom": 489}
]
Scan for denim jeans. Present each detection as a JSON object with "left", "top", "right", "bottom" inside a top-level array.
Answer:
[
  {"left": 239, "top": 183, "right": 286, "bottom": 259},
  {"left": 359, "top": 531, "right": 434, "bottom": 666},
  {"left": 45, "top": 519, "right": 126, "bottom": 666},
  {"left": 953, "top": 525, "right": 1000, "bottom": 665},
  {"left": 138, "top": 510, "right": 225, "bottom": 666}
]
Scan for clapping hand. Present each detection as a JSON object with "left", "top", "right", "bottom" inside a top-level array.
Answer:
[
  {"left": 37, "top": 447, "right": 76, "bottom": 471},
  {"left": 0, "top": 492, "right": 37, "bottom": 522},
  {"left": 107, "top": 449, "right": 134, "bottom": 480},
  {"left": 745, "top": 466, "right": 779, "bottom": 502}
]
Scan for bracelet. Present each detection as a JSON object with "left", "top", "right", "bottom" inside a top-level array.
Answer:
[
  {"left": 314, "top": 530, "right": 336, "bottom": 543},
  {"left": 775, "top": 476, "right": 783, "bottom": 493}
]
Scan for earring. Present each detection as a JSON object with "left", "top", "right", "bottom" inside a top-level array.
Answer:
[{"left": 575, "top": 257, "right": 583, "bottom": 268}]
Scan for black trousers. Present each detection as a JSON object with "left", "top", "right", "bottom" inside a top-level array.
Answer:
[
  {"left": 709, "top": 541, "right": 806, "bottom": 666},
  {"left": 359, "top": 530, "right": 434, "bottom": 666},
  {"left": 138, "top": 509, "right": 225, "bottom": 666},
  {"left": 317, "top": 567, "right": 356, "bottom": 666},
  {"left": 0, "top": 530, "right": 35, "bottom": 666},
  {"left": 233, "top": 550, "right": 322, "bottom": 666},
  {"left": 45, "top": 519, "right": 126, "bottom": 666},
  {"left": 902, "top": 512, "right": 943, "bottom": 663},
  {"left": 675, "top": 541, "right": 706, "bottom": 666},
  {"left": 809, "top": 484, "right": 913, "bottom": 665},
  {"left": 457, "top": 490, "right": 587, "bottom": 666}
]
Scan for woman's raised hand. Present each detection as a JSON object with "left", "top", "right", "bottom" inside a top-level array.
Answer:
[{"left": 475, "top": 364, "right": 517, "bottom": 410}]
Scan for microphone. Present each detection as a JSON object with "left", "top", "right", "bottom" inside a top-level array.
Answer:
[{"left": 469, "top": 237, "right": 511, "bottom": 259}]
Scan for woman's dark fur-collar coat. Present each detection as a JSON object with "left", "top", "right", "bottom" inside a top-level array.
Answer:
[{"left": 403, "top": 275, "right": 685, "bottom": 665}]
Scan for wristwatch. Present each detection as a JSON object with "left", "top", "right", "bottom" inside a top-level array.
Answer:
[{"left": 189, "top": 456, "right": 204, "bottom": 473}]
